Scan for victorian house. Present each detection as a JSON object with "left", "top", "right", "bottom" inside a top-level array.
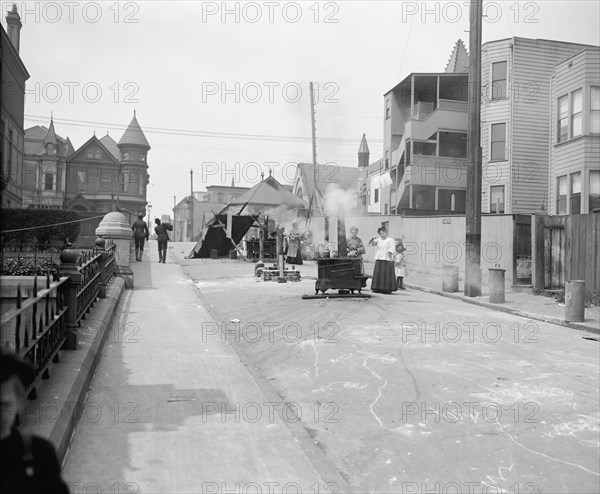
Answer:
[
  {"left": 22, "top": 119, "right": 74, "bottom": 209},
  {"left": 64, "top": 112, "right": 150, "bottom": 214}
]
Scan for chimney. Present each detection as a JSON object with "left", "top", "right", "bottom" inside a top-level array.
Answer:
[{"left": 6, "top": 4, "right": 22, "bottom": 53}]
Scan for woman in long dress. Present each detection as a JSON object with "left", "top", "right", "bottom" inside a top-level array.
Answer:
[
  {"left": 286, "top": 221, "right": 304, "bottom": 265},
  {"left": 368, "top": 227, "right": 397, "bottom": 294}
]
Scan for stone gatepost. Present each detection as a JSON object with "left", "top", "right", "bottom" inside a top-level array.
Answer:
[{"left": 95, "top": 212, "right": 134, "bottom": 289}]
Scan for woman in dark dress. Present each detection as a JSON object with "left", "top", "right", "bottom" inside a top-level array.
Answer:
[{"left": 368, "top": 227, "right": 397, "bottom": 294}]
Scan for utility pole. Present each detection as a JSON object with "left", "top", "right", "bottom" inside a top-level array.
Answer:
[
  {"left": 465, "top": 0, "right": 483, "bottom": 296},
  {"left": 190, "top": 169, "right": 194, "bottom": 242},
  {"left": 309, "top": 82, "right": 318, "bottom": 219}
]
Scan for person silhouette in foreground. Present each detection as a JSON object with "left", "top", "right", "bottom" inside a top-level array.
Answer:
[
  {"left": 0, "top": 350, "right": 69, "bottom": 494},
  {"left": 154, "top": 218, "right": 173, "bottom": 263},
  {"left": 131, "top": 211, "right": 149, "bottom": 262}
]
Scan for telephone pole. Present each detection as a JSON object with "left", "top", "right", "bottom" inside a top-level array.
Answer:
[
  {"left": 190, "top": 169, "right": 194, "bottom": 242},
  {"left": 309, "top": 82, "right": 318, "bottom": 218},
  {"left": 465, "top": 0, "right": 483, "bottom": 297}
]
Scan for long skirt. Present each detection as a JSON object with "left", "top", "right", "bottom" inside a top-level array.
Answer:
[{"left": 371, "top": 260, "right": 397, "bottom": 293}]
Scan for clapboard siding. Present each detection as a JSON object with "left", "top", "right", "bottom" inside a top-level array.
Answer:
[
  {"left": 549, "top": 47, "right": 600, "bottom": 213},
  {"left": 510, "top": 39, "right": 593, "bottom": 213},
  {"left": 481, "top": 40, "right": 512, "bottom": 213}
]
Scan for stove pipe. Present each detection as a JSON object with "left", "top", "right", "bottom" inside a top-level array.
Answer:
[{"left": 337, "top": 209, "right": 348, "bottom": 257}]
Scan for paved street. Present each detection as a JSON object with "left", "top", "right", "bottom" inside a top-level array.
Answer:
[{"left": 63, "top": 242, "right": 600, "bottom": 494}]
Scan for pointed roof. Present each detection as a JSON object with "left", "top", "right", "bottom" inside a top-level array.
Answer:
[
  {"left": 358, "top": 133, "right": 369, "bottom": 154},
  {"left": 24, "top": 123, "right": 73, "bottom": 157},
  {"left": 99, "top": 134, "right": 120, "bottom": 161},
  {"left": 44, "top": 119, "right": 57, "bottom": 145},
  {"left": 445, "top": 39, "right": 470, "bottom": 73},
  {"left": 225, "top": 175, "right": 307, "bottom": 212},
  {"left": 69, "top": 134, "right": 120, "bottom": 165},
  {"left": 118, "top": 112, "right": 151, "bottom": 149}
]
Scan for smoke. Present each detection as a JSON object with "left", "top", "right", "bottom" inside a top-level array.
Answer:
[
  {"left": 262, "top": 205, "right": 291, "bottom": 225},
  {"left": 324, "top": 183, "right": 357, "bottom": 217}
]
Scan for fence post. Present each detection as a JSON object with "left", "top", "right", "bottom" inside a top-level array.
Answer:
[
  {"left": 95, "top": 238, "right": 108, "bottom": 298},
  {"left": 95, "top": 212, "right": 134, "bottom": 289},
  {"left": 59, "top": 248, "right": 83, "bottom": 350}
]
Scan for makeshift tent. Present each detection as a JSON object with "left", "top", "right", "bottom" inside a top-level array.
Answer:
[{"left": 187, "top": 214, "right": 257, "bottom": 258}]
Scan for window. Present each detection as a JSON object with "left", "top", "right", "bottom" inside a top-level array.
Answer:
[
  {"left": 385, "top": 150, "right": 389, "bottom": 169},
  {"left": 384, "top": 204, "right": 388, "bottom": 214},
  {"left": 87, "top": 149, "right": 94, "bottom": 159},
  {"left": 557, "top": 175, "right": 567, "bottom": 214},
  {"left": 591, "top": 86, "right": 600, "bottom": 134},
  {"left": 490, "top": 123, "right": 506, "bottom": 161},
  {"left": 589, "top": 170, "right": 600, "bottom": 213},
  {"left": 570, "top": 172, "right": 581, "bottom": 214},
  {"left": 557, "top": 95, "right": 569, "bottom": 143},
  {"left": 140, "top": 154, "right": 145, "bottom": 162},
  {"left": 490, "top": 185, "right": 505, "bottom": 213},
  {"left": 95, "top": 150, "right": 101, "bottom": 159},
  {"left": 571, "top": 89, "right": 583, "bottom": 137},
  {"left": 123, "top": 152, "right": 130, "bottom": 161},
  {"left": 44, "top": 172, "right": 54, "bottom": 191},
  {"left": 8, "top": 129, "right": 13, "bottom": 178},
  {"left": 385, "top": 99, "right": 391, "bottom": 119},
  {"left": 491, "top": 61, "right": 507, "bottom": 100},
  {"left": 374, "top": 188, "right": 379, "bottom": 203}
]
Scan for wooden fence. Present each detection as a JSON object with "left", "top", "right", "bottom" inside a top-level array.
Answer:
[{"left": 533, "top": 213, "right": 600, "bottom": 293}]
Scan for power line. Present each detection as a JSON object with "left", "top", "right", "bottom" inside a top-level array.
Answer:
[
  {"left": 25, "top": 114, "right": 383, "bottom": 144},
  {"left": 0, "top": 214, "right": 106, "bottom": 234}
]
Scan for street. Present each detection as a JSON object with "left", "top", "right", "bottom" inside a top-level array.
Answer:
[{"left": 62, "top": 243, "right": 600, "bottom": 494}]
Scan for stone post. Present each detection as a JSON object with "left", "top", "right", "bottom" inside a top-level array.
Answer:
[
  {"left": 95, "top": 212, "right": 134, "bottom": 289},
  {"left": 59, "top": 248, "right": 82, "bottom": 350},
  {"left": 95, "top": 237, "right": 108, "bottom": 298}
]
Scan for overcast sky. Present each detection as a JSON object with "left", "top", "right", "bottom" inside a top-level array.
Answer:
[{"left": 4, "top": 0, "right": 599, "bottom": 218}]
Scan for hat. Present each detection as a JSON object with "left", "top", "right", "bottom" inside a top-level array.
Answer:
[{"left": 0, "top": 350, "right": 35, "bottom": 388}]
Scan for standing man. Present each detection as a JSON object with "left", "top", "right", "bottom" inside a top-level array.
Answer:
[
  {"left": 154, "top": 218, "right": 173, "bottom": 263},
  {"left": 131, "top": 211, "right": 149, "bottom": 262}
]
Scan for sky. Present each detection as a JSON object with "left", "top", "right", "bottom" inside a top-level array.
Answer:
[{"left": 3, "top": 0, "right": 599, "bottom": 218}]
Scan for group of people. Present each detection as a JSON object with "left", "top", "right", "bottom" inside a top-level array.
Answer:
[
  {"left": 131, "top": 211, "right": 173, "bottom": 263},
  {"left": 285, "top": 222, "right": 407, "bottom": 294},
  {"left": 349, "top": 226, "right": 407, "bottom": 293}
]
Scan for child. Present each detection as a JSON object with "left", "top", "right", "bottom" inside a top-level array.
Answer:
[{"left": 394, "top": 239, "right": 408, "bottom": 290}]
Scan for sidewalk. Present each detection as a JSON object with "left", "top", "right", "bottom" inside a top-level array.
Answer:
[{"left": 62, "top": 241, "right": 351, "bottom": 493}]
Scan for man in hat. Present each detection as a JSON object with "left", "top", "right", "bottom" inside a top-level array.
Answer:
[
  {"left": 131, "top": 211, "right": 149, "bottom": 262},
  {"left": 0, "top": 351, "right": 69, "bottom": 493}
]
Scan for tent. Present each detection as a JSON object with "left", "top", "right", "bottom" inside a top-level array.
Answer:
[{"left": 187, "top": 213, "right": 257, "bottom": 259}]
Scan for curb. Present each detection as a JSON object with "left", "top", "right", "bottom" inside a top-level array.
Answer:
[
  {"left": 405, "top": 282, "right": 600, "bottom": 336},
  {"left": 22, "top": 277, "right": 126, "bottom": 464}
]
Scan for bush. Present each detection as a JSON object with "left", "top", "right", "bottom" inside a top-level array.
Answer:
[
  {"left": 1, "top": 257, "right": 60, "bottom": 276},
  {"left": 0, "top": 209, "right": 80, "bottom": 248}
]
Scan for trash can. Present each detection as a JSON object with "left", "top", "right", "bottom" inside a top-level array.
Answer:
[
  {"left": 565, "top": 280, "right": 585, "bottom": 322},
  {"left": 488, "top": 268, "right": 506, "bottom": 303},
  {"left": 210, "top": 249, "right": 218, "bottom": 259},
  {"left": 442, "top": 265, "right": 459, "bottom": 292}
]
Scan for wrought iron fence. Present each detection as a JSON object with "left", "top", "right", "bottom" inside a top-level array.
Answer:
[
  {"left": 1, "top": 273, "right": 69, "bottom": 399},
  {"left": 1, "top": 239, "right": 118, "bottom": 399}
]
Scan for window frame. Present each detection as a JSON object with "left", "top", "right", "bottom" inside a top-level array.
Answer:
[
  {"left": 557, "top": 175, "right": 567, "bottom": 214},
  {"left": 491, "top": 61, "right": 508, "bottom": 100},
  {"left": 385, "top": 99, "right": 391, "bottom": 120},
  {"left": 557, "top": 94, "right": 569, "bottom": 143},
  {"left": 591, "top": 86, "right": 600, "bottom": 134},
  {"left": 570, "top": 172, "right": 581, "bottom": 214},
  {"left": 571, "top": 88, "right": 583, "bottom": 138},
  {"left": 490, "top": 123, "right": 507, "bottom": 162},
  {"left": 489, "top": 185, "right": 505, "bottom": 213},
  {"left": 44, "top": 171, "right": 54, "bottom": 191}
]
